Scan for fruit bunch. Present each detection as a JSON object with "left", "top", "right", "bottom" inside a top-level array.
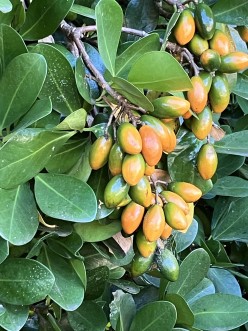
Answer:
[{"left": 89, "top": 118, "right": 202, "bottom": 281}]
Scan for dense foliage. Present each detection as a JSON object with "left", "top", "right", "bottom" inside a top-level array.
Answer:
[{"left": 0, "top": 0, "right": 248, "bottom": 330}]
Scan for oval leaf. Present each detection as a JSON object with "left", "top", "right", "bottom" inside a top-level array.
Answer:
[
  {"left": 96, "top": 0, "right": 123, "bottom": 75},
  {"left": 38, "top": 247, "right": 84, "bottom": 311},
  {"left": 0, "top": 53, "right": 47, "bottom": 131},
  {"left": 212, "top": 0, "right": 248, "bottom": 26},
  {"left": 214, "top": 131, "right": 248, "bottom": 156},
  {"left": 129, "top": 301, "right": 177, "bottom": 331},
  {"left": 190, "top": 293, "right": 248, "bottom": 331},
  {"left": 75, "top": 220, "right": 122, "bottom": 242},
  {"left": 0, "top": 258, "right": 55, "bottom": 305},
  {"left": 165, "top": 293, "right": 194, "bottom": 327},
  {"left": 0, "top": 238, "right": 8, "bottom": 264},
  {"left": 0, "top": 23, "right": 27, "bottom": 74},
  {"left": 68, "top": 301, "right": 107, "bottom": 331},
  {"left": 184, "top": 278, "right": 215, "bottom": 305},
  {"left": 0, "top": 304, "right": 29, "bottom": 331},
  {"left": 174, "top": 219, "right": 198, "bottom": 253},
  {"left": 0, "top": 129, "right": 75, "bottom": 189},
  {"left": 167, "top": 248, "right": 211, "bottom": 298},
  {"left": 20, "top": 0, "right": 74, "bottom": 40},
  {"left": 32, "top": 44, "right": 82, "bottom": 115},
  {"left": 128, "top": 51, "right": 192, "bottom": 91},
  {"left": 210, "top": 176, "right": 248, "bottom": 197},
  {"left": 0, "top": 184, "right": 38, "bottom": 245},
  {"left": 35, "top": 173, "right": 97, "bottom": 222}
]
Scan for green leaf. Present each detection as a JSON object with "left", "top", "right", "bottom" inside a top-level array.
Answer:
[
  {"left": 0, "top": 53, "right": 47, "bottom": 131},
  {"left": 212, "top": 0, "right": 248, "bottom": 26},
  {"left": 190, "top": 294, "right": 248, "bottom": 331},
  {"left": 129, "top": 301, "right": 177, "bottom": 331},
  {"left": 0, "top": 23, "right": 27, "bottom": 76},
  {"left": 125, "top": 0, "right": 159, "bottom": 37},
  {"left": 38, "top": 247, "right": 84, "bottom": 311},
  {"left": 115, "top": 34, "right": 160, "bottom": 78},
  {"left": 70, "top": 259, "right": 87, "bottom": 290},
  {"left": 165, "top": 294, "right": 194, "bottom": 327},
  {"left": 235, "top": 114, "right": 248, "bottom": 132},
  {"left": 0, "top": 129, "right": 75, "bottom": 189},
  {"left": 88, "top": 166, "right": 114, "bottom": 220},
  {"left": 237, "top": 96, "right": 248, "bottom": 114},
  {"left": 212, "top": 197, "right": 248, "bottom": 242},
  {"left": 184, "top": 278, "right": 215, "bottom": 305},
  {"left": 173, "top": 219, "right": 198, "bottom": 253},
  {"left": 0, "top": 184, "right": 38, "bottom": 245},
  {"left": 109, "top": 279, "right": 140, "bottom": 295},
  {"left": 75, "top": 58, "right": 92, "bottom": 105},
  {"left": 74, "top": 220, "right": 121, "bottom": 242},
  {"left": 96, "top": 0, "right": 123, "bottom": 76},
  {"left": 216, "top": 154, "right": 245, "bottom": 178},
  {"left": 167, "top": 129, "right": 213, "bottom": 195},
  {"left": 207, "top": 268, "right": 242, "bottom": 297},
  {"left": 56, "top": 108, "right": 87, "bottom": 132},
  {"left": 0, "top": 0, "right": 12, "bottom": 13},
  {"left": 68, "top": 301, "right": 107, "bottom": 331},
  {"left": 68, "top": 140, "right": 92, "bottom": 182},
  {"left": 14, "top": 97, "right": 52, "bottom": 131},
  {"left": 70, "top": 4, "right": 95, "bottom": 19},
  {"left": 111, "top": 77, "right": 154, "bottom": 112},
  {"left": 109, "top": 290, "right": 136, "bottom": 331},
  {"left": 32, "top": 44, "right": 82, "bottom": 115},
  {"left": 232, "top": 73, "right": 248, "bottom": 100},
  {"left": 46, "top": 138, "right": 89, "bottom": 174},
  {"left": 167, "top": 249, "right": 210, "bottom": 298},
  {"left": 161, "top": 11, "right": 180, "bottom": 49},
  {"left": 20, "top": 0, "right": 74, "bottom": 40},
  {"left": 128, "top": 51, "right": 192, "bottom": 91},
  {"left": 35, "top": 173, "right": 97, "bottom": 223},
  {"left": 0, "top": 258, "right": 55, "bottom": 305},
  {"left": 214, "top": 131, "right": 248, "bottom": 156},
  {"left": 0, "top": 304, "right": 29, "bottom": 331},
  {"left": 46, "top": 232, "right": 83, "bottom": 259},
  {"left": 0, "top": 238, "right": 8, "bottom": 264},
  {"left": 85, "top": 266, "right": 109, "bottom": 300},
  {"left": 210, "top": 176, "right": 248, "bottom": 197}
]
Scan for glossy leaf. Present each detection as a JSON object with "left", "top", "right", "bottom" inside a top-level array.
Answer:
[
  {"left": 85, "top": 266, "right": 109, "bottom": 300},
  {"left": 38, "top": 247, "right": 84, "bottom": 311},
  {"left": 0, "top": 184, "right": 38, "bottom": 245},
  {"left": 0, "top": 129, "right": 75, "bottom": 189},
  {"left": 112, "top": 77, "right": 154, "bottom": 112},
  {"left": 0, "top": 53, "right": 47, "bottom": 131},
  {"left": 216, "top": 154, "right": 245, "bottom": 178},
  {"left": 75, "top": 220, "right": 121, "bottom": 242},
  {"left": 35, "top": 173, "right": 97, "bottom": 223},
  {"left": 70, "top": 259, "right": 87, "bottom": 290},
  {"left": 46, "top": 139, "right": 89, "bottom": 174},
  {"left": 173, "top": 219, "right": 198, "bottom": 253},
  {"left": 32, "top": 44, "right": 82, "bottom": 115},
  {"left": 125, "top": 0, "right": 159, "bottom": 36},
  {"left": 14, "top": 98, "right": 52, "bottom": 131},
  {"left": 190, "top": 294, "right": 248, "bottom": 331},
  {"left": 70, "top": 4, "right": 95, "bottom": 19},
  {"left": 0, "top": 23, "right": 27, "bottom": 75},
  {"left": 184, "top": 278, "right": 215, "bottom": 305},
  {"left": 128, "top": 51, "right": 192, "bottom": 91},
  {"left": 162, "top": 11, "right": 180, "bottom": 48},
  {"left": 115, "top": 34, "right": 160, "bottom": 78},
  {"left": 87, "top": 166, "right": 114, "bottom": 220},
  {"left": 0, "top": 258, "right": 55, "bottom": 305},
  {"left": 237, "top": 96, "right": 248, "bottom": 115},
  {"left": 210, "top": 176, "right": 248, "bottom": 197},
  {"left": 212, "top": 196, "right": 248, "bottom": 242},
  {"left": 167, "top": 249, "right": 210, "bottom": 297},
  {"left": 56, "top": 108, "right": 87, "bottom": 132},
  {"left": 214, "top": 131, "right": 248, "bottom": 156},
  {"left": 212, "top": 0, "right": 248, "bottom": 26},
  {"left": 0, "top": 238, "right": 8, "bottom": 264},
  {"left": 165, "top": 293, "right": 194, "bottom": 327},
  {"left": 75, "top": 58, "right": 92, "bottom": 105},
  {"left": 129, "top": 301, "right": 177, "bottom": 331},
  {"left": 109, "top": 290, "right": 136, "bottom": 331},
  {"left": 207, "top": 268, "right": 242, "bottom": 297},
  {"left": 168, "top": 129, "right": 213, "bottom": 194},
  {"left": 68, "top": 140, "right": 92, "bottom": 182},
  {"left": 46, "top": 232, "right": 83, "bottom": 259},
  {"left": 232, "top": 73, "right": 248, "bottom": 100},
  {"left": 68, "top": 301, "right": 107, "bottom": 331},
  {"left": 20, "top": 0, "right": 74, "bottom": 40},
  {"left": 0, "top": 0, "right": 12, "bottom": 13},
  {"left": 96, "top": 0, "right": 122, "bottom": 75},
  {"left": 0, "top": 304, "right": 29, "bottom": 331}
]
